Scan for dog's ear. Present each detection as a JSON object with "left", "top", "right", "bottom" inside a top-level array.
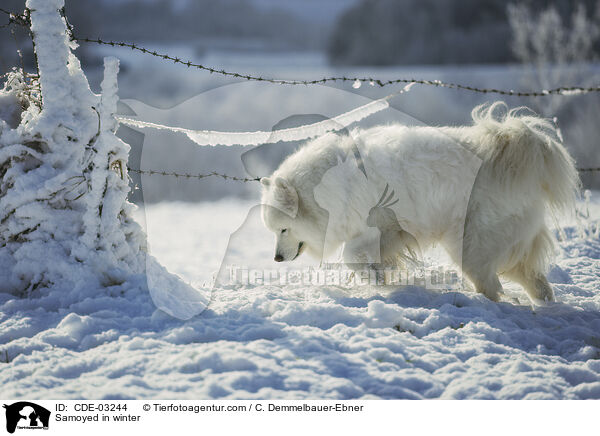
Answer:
[
  {"left": 260, "top": 177, "right": 271, "bottom": 188},
  {"left": 273, "top": 177, "right": 298, "bottom": 218}
]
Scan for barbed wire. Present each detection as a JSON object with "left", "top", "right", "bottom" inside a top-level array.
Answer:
[
  {"left": 128, "top": 166, "right": 600, "bottom": 183},
  {"left": 1, "top": 7, "right": 600, "bottom": 97},
  {"left": 126, "top": 167, "right": 260, "bottom": 182},
  {"left": 73, "top": 36, "right": 600, "bottom": 97}
]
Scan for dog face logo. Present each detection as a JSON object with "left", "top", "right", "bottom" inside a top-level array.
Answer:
[{"left": 3, "top": 402, "right": 50, "bottom": 434}]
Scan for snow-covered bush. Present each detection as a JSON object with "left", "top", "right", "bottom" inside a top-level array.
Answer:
[
  {"left": 0, "top": 0, "right": 146, "bottom": 297},
  {"left": 0, "top": 0, "right": 209, "bottom": 320}
]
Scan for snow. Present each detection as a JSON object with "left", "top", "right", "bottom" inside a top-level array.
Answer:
[{"left": 1, "top": 195, "right": 598, "bottom": 399}]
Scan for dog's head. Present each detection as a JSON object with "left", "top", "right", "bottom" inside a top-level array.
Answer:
[{"left": 260, "top": 176, "right": 307, "bottom": 262}]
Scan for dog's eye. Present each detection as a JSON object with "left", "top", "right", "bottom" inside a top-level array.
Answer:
[{"left": 281, "top": 229, "right": 288, "bottom": 234}]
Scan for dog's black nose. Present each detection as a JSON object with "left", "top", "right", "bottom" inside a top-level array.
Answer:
[{"left": 274, "top": 254, "right": 284, "bottom": 262}]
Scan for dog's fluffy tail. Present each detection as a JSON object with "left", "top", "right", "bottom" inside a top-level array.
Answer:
[{"left": 470, "top": 101, "right": 580, "bottom": 215}]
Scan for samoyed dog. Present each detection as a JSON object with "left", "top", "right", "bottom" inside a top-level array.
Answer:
[{"left": 260, "top": 102, "right": 579, "bottom": 304}]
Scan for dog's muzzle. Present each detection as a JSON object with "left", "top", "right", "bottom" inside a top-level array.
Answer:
[{"left": 274, "top": 242, "right": 304, "bottom": 262}]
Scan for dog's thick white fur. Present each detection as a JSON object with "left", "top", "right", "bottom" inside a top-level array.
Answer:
[{"left": 261, "top": 102, "right": 580, "bottom": 304}]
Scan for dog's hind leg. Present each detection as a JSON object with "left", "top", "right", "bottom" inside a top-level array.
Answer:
[
  {"left": 453, "top": 227, "right": 504, "bottom": 301},
  {"left": 505, "top": 264, "right": 555, "bottom": 304},
  {"left": 504, "top": 229, "right": 556, "bottom": 304},
  {"left": 465, "top": 269, "right": 504, "bottom": 302}
]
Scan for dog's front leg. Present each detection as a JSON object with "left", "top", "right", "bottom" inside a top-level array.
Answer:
[
  {"left": 342, "top": 229, "right": 381, "bottom": 265},
  {"left": 341, "top": 229, "right": 393, "bottom": 285}
]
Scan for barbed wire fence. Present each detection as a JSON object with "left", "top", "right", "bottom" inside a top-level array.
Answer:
[
  {"left": 126, "top": 166, "right": 600, "bottom": 183},
  {"left": 126, "top": 167, "right": 261, "bottom": 182},
  {"left": 0, "top": 6, "right": 599, "bottom": 179},
  {"left": 72, "top": 37, "right": 600, "bottom": 97}
]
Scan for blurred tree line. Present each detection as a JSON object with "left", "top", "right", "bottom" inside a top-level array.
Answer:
[
  {"left": 0, "top": 0, "right": 327, "bottom": 75},
  {"left": 1, "top": 0, "right": 599, "bottom": 72},
  {"left": 328, "top": 0, "right": 600, "bottom": 65},
  {"left": 63, "top": 0, "right": 325, "bottom": 46}
]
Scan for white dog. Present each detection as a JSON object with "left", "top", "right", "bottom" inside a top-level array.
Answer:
[{"left": 260, "top": 102, "right": 579, "bottom": 304}]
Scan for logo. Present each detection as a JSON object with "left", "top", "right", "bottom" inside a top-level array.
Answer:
[{"left": 3, "top": 402, "right": 50, "bottom": 434}]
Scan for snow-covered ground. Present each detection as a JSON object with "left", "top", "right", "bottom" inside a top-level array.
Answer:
[{"left": 1, "top": 194, "right": 599, "bottom": 399}]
